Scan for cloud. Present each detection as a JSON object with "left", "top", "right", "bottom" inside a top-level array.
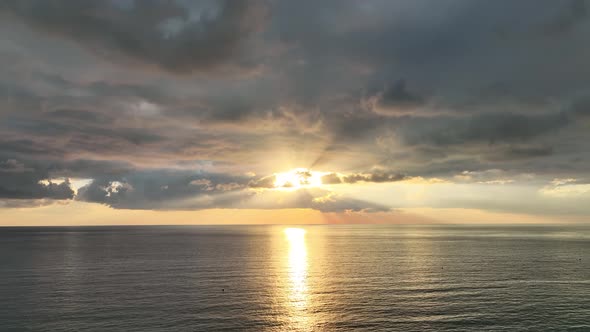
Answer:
[
  {"left": 369, "top": 79, "right": 425, "bottom": 115},
  {"left": 0, "top": 198, "right": 63, "bottom": 208},
  {"left": 0, "top": 159, "right": 75, "bottom": 200},
  {"left": 569, "top": 95, "right": 590, "bottom": 119},
  {"left": 235, "top": 188, "right": 391, "bottom": 213},
  {"left": 248, "top": 175, "right": 276, "bottom": 188},
  {"left": 540, "top": 178, "right": 590, "bottom": 197},
  {"left": 75, "top": 169, "right": 251, "bottom": 209},
  {"left": 542, "top": 0, "right": 588, "bottom": 35},
  {"left": 1, "top": 0, "right": 590, "bottom": 215},
  {"left": 69, "top": 167, "right": 395, "bottom": 212},
  {"left": 0, "top": 172, "right": 74, "bottom": 200},
  {"left": 0, "top": 157, "right": 132, "bottom": 202},
  {"left": 73, "top": 173, "right": 390, "bottom": 212},
  {"left": 0, "top": 0, "right": 269, "bottom": 74},
  {"left": 321, "top": 171, "right": 408, "bottom": 184},
  {"left": 485, "top": 145, "right": 554, "bottom": 161},
  {"left": 551, "top": 178, "right": 577, "bottom": 186},
  {"left": 246, "top": 170, "right": 409, "bottom": 188},
  {"left": 0, "top": 159, "right": 33, "bottom": 173},
  {"left": 396, "top": 111, "right": 570, "bottom": 147},
  {"left": 453, "top": 169, "right": 523, "bottom": 185}
]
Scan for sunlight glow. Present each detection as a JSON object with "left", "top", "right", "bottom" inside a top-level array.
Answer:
[
  {"left": 284, "top": 227, "right": 307, "bottom": 240},
  {"left": 284, "top": 227, "right": 308, "bottom": 311},
  {"left": 274, "top": 168, "right": 325, "bottom": 189}
]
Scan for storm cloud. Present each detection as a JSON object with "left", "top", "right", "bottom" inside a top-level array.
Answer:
[
  {"left": 0, "top": 160, "right": 74, "bottom": 200},
  {"left": 0, "top": 0, "right": 269, "bottom": 73},
  {"left": 1, "top": 0, "right": 590, "bottom": 214}
]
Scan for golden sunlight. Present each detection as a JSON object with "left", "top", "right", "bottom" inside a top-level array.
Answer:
[
  {"left": 284, "top": 227, "right": 307, "bottom": 241},
  {"left": 283, "top": 227, "right": 308, "bottom": 312},
  {"left": 274, "top": 168, "right": 324, "bottom": 189}
]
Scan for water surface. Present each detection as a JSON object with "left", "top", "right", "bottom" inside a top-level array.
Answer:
[{"left": 1, "top": 225, "right": 589, "bottom": 331}]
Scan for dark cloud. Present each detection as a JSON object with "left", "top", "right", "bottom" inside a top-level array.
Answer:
[
  {"left": 321, "top": 171, "right": 408, "bottom": 185},
  {"left": 75, "top": 169, "right": 252, "bottom": 209},
  {"left": 374, "top": 79, "right": 425, "bottom": 111},
  {"left": 397, "top": 111, "right": 570, "bottom": 147},
  {"left": 73, "top": 171, "right": 390, "bottom": 212},
  {"left": 486, "top": 145, "right": 554, "bottom": 161},
  {"left": 0, "top": 159, "right": 74, "bottom": 200},
  {"left": 0, "top": 157, "right": 133, "bottom": 202},
  {"left": 0, "top": 159, "right": 33, "bottom": 173},
  {"left": 1, "top": 0, "right": 590, "bottom": 214},
  {"left": 569, "top": 96, "right": 590, "bottom": 119},
  {"left": 0, "top": 0, "right": 268, "bottom": 74},
  {"left": 48, "top": 109, "right": 112, "bottom": 124},
  {"left": 542, "top": 0, "right": 588, "bottom": 35}
]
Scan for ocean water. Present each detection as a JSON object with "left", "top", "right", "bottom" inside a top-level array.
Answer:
[{"left": 0, "top": 225, "right": 589, "bottom": 331}]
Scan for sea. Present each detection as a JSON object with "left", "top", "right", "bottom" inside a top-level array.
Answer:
[{"left": 0, "top": 225, "right": 589, "bottom": 331}]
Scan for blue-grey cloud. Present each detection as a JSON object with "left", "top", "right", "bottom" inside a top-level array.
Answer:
[
  {"left": 1, "top": 0, "right": 590, "bottom": 214},
  {"left": 0, "top": 0, "right": 269, "bottom": 74}
]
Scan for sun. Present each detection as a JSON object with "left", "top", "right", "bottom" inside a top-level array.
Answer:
[
  {"left": 274, "top": 168, "right": 324, "bottom": 189},
  {"left": 284, "top": 227, "right": 306, "bottom": 240}
]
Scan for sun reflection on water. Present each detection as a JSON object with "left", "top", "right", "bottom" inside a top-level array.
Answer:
[{"left": 283, "top": 227, "right": 310, "bottom": 328}]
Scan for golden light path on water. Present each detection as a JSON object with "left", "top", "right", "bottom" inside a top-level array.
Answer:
[{"left": 283, "top": 227, "right": 310, "bottom": 329}]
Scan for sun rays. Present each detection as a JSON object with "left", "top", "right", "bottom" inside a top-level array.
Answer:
[{"left": 273, "top": 168, "right": 326, "bottom": 190}]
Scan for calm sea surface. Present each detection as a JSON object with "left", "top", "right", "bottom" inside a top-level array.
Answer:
[{"left": 0, "top": 225, "right": 589, "bottom": 331}]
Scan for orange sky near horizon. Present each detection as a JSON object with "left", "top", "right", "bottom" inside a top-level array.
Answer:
[{"left": 0, "top": 201, "right": 583, "bottom": 227}]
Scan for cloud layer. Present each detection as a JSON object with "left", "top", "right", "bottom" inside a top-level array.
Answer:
[{"left": 1, "top": 0, "right": 590, "bottom": 214}]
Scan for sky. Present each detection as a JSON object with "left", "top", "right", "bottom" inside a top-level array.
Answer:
[{"left": 1, "top": 0, "right": 589, "bottom": 225}]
